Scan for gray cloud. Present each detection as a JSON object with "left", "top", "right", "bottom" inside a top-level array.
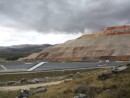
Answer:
[{"left": 0, "top": 0, "right": 130, "bottom": 33}]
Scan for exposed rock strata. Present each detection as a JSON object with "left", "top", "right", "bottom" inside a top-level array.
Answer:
[{"left": 21, "top": 26, "right": 130, "bottom": 61}]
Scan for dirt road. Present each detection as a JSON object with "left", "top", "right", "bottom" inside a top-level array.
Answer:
[{"left": 0, "top": 79, "right": 71, "bottom": 91}]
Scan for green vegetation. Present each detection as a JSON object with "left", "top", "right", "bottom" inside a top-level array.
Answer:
[
  {"left": 0, "top": 91, "right": 19, "bottom": 98},
  {"left": 0, "top": 65, "right": 130, "bottom": 98},
  {"left": 0, "top": 51, "right": 29, "bottom": 61},
  {"left": 31, "top": 66, "right": 130, "bottom": 98},
  {"left": 6, "top": 56, "right": 24, "bottom": 61},
  {"left": 0, "top": 68, "right": 97, "bottom": 82}
]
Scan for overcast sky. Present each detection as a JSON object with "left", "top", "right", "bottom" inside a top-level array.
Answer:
[{"left": 0, "top": 0, "right": 130, "bottom": 46}]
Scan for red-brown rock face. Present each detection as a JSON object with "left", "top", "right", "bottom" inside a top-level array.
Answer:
[
  {"left": 104, "top": 25, "right": 130, "bottom": 30},
  {"left": 21, "top": 26, "right": 130, "bottom": 61}
]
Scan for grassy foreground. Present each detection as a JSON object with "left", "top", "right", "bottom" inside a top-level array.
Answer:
[
  {"left": 30, "top": 67, "right": 130, "bottom": 98},
  {"left": 0, "top": 66, "right": 130, "bottom": 98},
  {"left": 0, "top": 68, "right": 97, "bottom": 82}
]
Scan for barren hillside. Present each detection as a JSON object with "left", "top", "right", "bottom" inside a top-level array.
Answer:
[{"left": 21, "top": 25, "right": 130, "bottom": 61}]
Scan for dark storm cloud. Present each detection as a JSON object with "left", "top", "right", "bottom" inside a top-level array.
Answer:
[{"left": 0, "top": 0, "right": 130, "bottom": 33}]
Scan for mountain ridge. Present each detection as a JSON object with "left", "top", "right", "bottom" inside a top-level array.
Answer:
[{"left": 0, "top": 44, "right": 52, "bottom": 61}]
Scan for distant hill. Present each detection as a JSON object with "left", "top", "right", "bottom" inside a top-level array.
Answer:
[
  {"left": 21, "top": 25, "right": 130, "bottom": 62},
  {"left": 0, "top": 44, "right": 52, "bottom": 61}
]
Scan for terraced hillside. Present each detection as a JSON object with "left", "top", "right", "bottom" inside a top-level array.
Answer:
[{"left": 21, "top": 26, "right": 130, "bottom": 61}]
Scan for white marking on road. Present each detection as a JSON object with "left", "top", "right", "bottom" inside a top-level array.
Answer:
[
  {"left": 0, "top": 65, "right": 7, "bottom": 70},
  {"left": 27, "top": 62, "right": 46, "bottom": 71}
]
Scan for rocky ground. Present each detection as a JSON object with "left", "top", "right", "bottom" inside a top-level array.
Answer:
[{"left": 0, "top": 64, "right": 130, "bottom": 98}]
